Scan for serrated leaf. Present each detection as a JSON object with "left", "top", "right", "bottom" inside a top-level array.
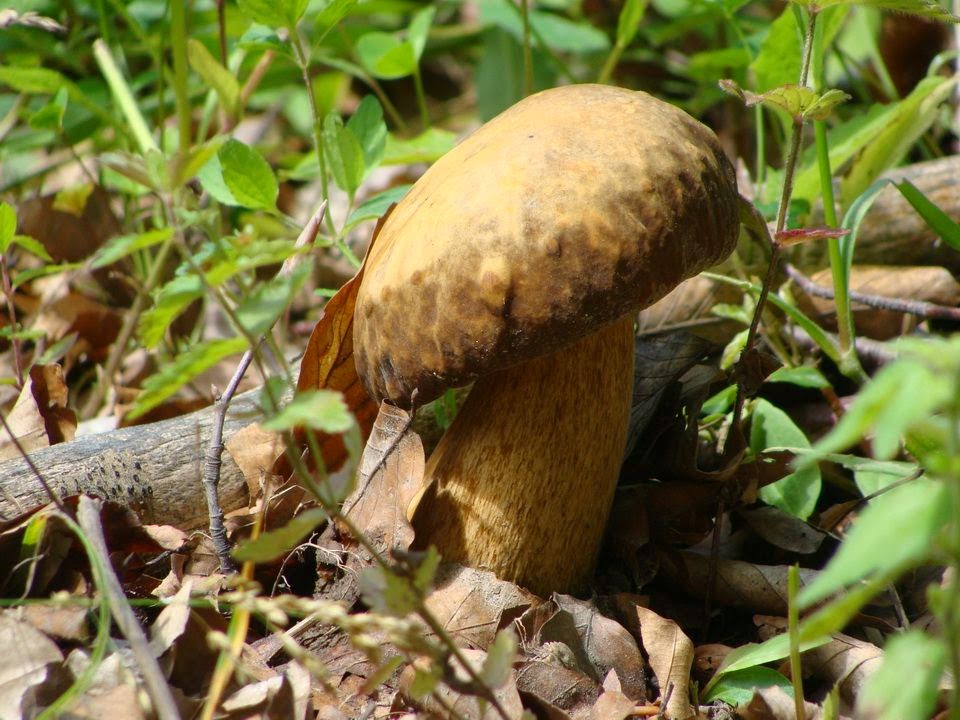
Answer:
[
  {"left": 735, "top": 83, "right": 850, "bottom": 121},
  {"left": 128, "top": 337, "right": 247, "bottom": 419},
  {"left": 232, "top": 508, "right": 328, "bottom": 562},
  {"left": 92, "top": 227, "right": 172, "bottom": 269},
  {"left": 357, "top": 32, "right": 416, "bottom": 79},
  {"left": 346, "top": 95, "right": 387, "bottom": 173},
  {"left": 187, "top": 39, "right": 239, "bottom": 116},
  {"left": 407, "top": 6, "right": 436, "bottom": 60},
  {"left": 751, "top": 399, "right": 821, "bottom": 519},
  {"left": 263, "top": 390, "right": 355, "bottom": 434},
  {"left": 797, "top": 478, "right": 950, "bottom": 608},
  {"left": 616, "top": 0, "right": 648, "bottom": 48},
  {"left": 857, "top": 630, "right": 946, "bottom": 720},
  {"left": 702, "top": 667, "right": 793, "bottom": 705},
  {"left": 750, "top": 7, "right": 801, "bottom": 95},
  {"left": 0, "top": 203, "right": 15, "bottom": 253}
]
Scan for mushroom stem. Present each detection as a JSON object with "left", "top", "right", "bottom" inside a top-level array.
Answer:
[{"left": 410, "top": 315, "right": 635, "bottom": 596}]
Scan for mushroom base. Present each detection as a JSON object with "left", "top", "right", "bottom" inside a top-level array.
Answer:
[{"left": 410, "top": 315, "right": 635, "bottom": 596}]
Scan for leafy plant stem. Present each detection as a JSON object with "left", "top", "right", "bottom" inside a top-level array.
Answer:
[
  {"left": 788, "top": 565, "right": 806, "bottom": 719},
  {"left": 291, "top": 30, "right": 337, "bottom": 236},
  {"left": 412, "top": 65, "right": 431, "bottom": 129},
  {"left": 814, "top": 120, "right": 865, "bottom": 382},
  {"left": 521, "top": 0, "right": 533, "bottom": 95},
  {"left": 92, "top": 39, "right": 158, "bottom": 154},
  {"left": 80, "top": 230, "right": 178, "bottom": 418},
  {"left": 0, "top": 256, "right": 24, "bottom": 387},
  {"left": 169, "top": 0, "right": 193, "bottom": 152},
  {"left": 597, "top": 39, "right": 624, "bottom": 85}
]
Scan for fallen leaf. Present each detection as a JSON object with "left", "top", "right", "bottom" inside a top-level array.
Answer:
[
  {"left": 0, "top": 611, "right": 63, "bottom": 720},
  {"left": 149, "top": 581, "right": 193, "bottom": 657},
  {"left": 0, "top": 365, "right": 76, "bottom": 461},
  {"left": 627, "top": 606, "right": 695, "bottom": 720},
  {"left": 739, "top": 506, "right": 826, "bottom": 555},
  {"left": 659, "top": 551, "right": 820, "bottom": 615},
  {"left": 226, "top": 421, "right": 287, "bottom": 500},
  {"left": 738, "top": 685, "right": 822, "bottom": 720},
  {"left": 424, "top": 563, "right": 537, "bottom": 649},
  {"left": 802, "top": 633, "right": 883, "bottom": 708},
  {"left": 514, "top": 660, "right": 598, "bottom": 720},
  {"left": 278, "top": 209, "right": 396, "bottom": 478},
  {"left": 20, "top": 604, "right": 89, "bottom": 642},
  {"left": 590, "top": 683, "right": 636, "bottom": 720}
]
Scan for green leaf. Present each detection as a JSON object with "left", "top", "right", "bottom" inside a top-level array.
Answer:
[
  {"left": 838, "top": 76, "right": 956, "bottom": 207},
  {"left": 482, "top": 630, "right": 518, "bottom": 688},
  {"left": 725, "top": 82, "right": 850, "bottom": 121},
  {"left": 346, "top": 95, "right": 387, "bottom": 173},
  {"left": 0, "top": 203, "right": 16, "bottom": 254},
  {"left": 232, "top": 508, "right": 329, "bottom": 563},
  {"left": 480, "top": 0, "right": 609, "bottom": 53},
  {"left": 702, "top": 667, "right": 793, "bottom": 705},
  {"left": 814, "top": 0, "right": 960, "bottom": 22},
  {"left": 199, "top": 139, "right": 278, "bottom": 210},
  {"left": 858, "top": 631, "right": 946, "bottom": 720},
  {"left": 358, "top": 565, "right": 418, "bottom": 617},
  {"left": 805, "top": 358, "right": 949, "bottom": 461},
  {"left": 750, "top": 7, "right": 801, "bottom": 93},
  {"left": 895, "top": 179, "right": 960, "bottom": 251},
  {"left": 407, "top": 6, "right": 436, "bottom": 60},
  {"left": 705, "top": 634, "right": 830, "bottom": 695},
  {"left": 357, "top": 32, "right": 416, "bottom": 79},
  {"left": 10, "top": 235, "right": 52, "bottom": 262},
  {"left": 187, "top": 39, "right": 239, "bottom": 116},
  {"left": 139, "top": 275, "right": 204, "bottom": 348},
  {"left": 616, "top": 0, "right": 648, "bottom": 48},
  {"left": 751, "top": 400, "right": 821, "bottom": 520},
  {"left": 128, "top": 337, "right": 247, "bottom": 419},
  {"left": 0, "top": 66, "right": 67, "bottom": 94},
  {"left": 323, "top": 113, "right": 365, "bottom": 198},
  {"left": 766, "top": 366, "right": 831, "bottom": 389},
  {"left": 315, "top": 0, "right": 359, "bottom": 37},
  {"left": 237, "top": 0, "right": 308, "bottom": 28},
  {"left": 28, "top": 88, "right": 68, "bottom": 131},
  {"left": 797, "top": 478, "right": 950, "bottom": 608},
  {"left": 91, "top": 228, "right": 173, "bottom": 269},
  {"left": 383, "top": 128, "right": 456, "bottom": 164},
  {"left": 235, "top": 263, "right": 310, "bottom": 337},
  {"left": 263, "top": 390, "right": 355, "bottom": 434},
  {"left": 343, "top": 184, "right": 411, "bottom": 233}
]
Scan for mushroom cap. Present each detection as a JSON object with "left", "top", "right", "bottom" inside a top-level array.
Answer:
[{"left": 354, "top": 84, "right": 740, "bottom": 407}]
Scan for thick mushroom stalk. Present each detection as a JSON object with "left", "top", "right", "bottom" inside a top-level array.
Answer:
[
  {"left": 352, "top": 84, "right": 740, "bottom": 595},
  {"left": 411, "top": 316, "right": 635, "bottom": 595}
]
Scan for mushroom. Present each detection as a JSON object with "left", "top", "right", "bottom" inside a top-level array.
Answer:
[{"left": 353, "top": 84, "right": 741, "bottom": 596}]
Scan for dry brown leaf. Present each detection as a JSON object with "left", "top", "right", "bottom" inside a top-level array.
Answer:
[
  {"left": 225, "top": 422, "right": 286, "bottom": 500},
  {"left": 58, "top": 683, "right": 146, "bottom": 720},
  {"left": 424, "top": 563, "right": 537, "bottom": 649},
  {"left": 278, "top": 209, "right": 396, "bottom": 479},
  {"left": 552, "top": 595, "right": 646, "bottom": 702},
  {"left": 149, "top": 581, "right": 193, "bottom": 657},
  {"left": 515, "top": 660, "right": 598, "bottom": 720},
  {"left": 627, "top": 606, "right": 694, "bottom": 720},
  {"left": 737, "top": 685, "right": 822, "bottom": 720},
  {"left": 19, "top": 604, "right": 89, "bottom": 643},
  {"left": 590, "top": 687, "right": 636, "bottom": 720},
  {"left": 659, "top": 551, "right": 820, "bottom": 615},
  {"left": 0, "top": 364, "right": 75, "bottom": 461},
  {"left": 0, "top": 610, "right": 63, "bottom": 719},
  {"left": 802, "top": 633, "right": 883, "bottom": 708},
  {"left": 638, "top": 275, "right": 743, "bottom": 344},
  {"left": 342, "top": 401, "right": 423, "bottom": 554},
  {"left": 740, "top": 506, "right": 826, "bottom": 555},
  {"left": 28, "top": 292, "right": 123, "bottom": 367}
]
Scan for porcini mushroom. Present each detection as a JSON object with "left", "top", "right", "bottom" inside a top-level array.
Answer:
[{"left": 353, "top": 84, "right": 740, "bottom": 596}]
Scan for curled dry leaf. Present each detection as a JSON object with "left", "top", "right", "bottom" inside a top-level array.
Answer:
[
  {"left": 0, "top": 364, "right": 76, "bottom": 461},
  {"left": 659, "top": 551, "right": 820, "bottom": 615},
  {"left": 0, "top": 610, "right": 63, "bottom": 719},
  {"left": 616, "top": 603, "right": 694, "bottom": 720},
  {"left": 515, "top": 660, "right": 598, "bottom": 720},
  {"left": 802, "top": 633, "right": 883, "bottom": 708},
  {"left": 739, "top": 506, "right": 826, "bottom": 555},
  {"left": 276, "top": 209, "right": 396, "bottom": 479}
]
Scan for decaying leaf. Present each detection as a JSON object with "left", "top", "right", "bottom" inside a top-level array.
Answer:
[
  {"left": 0, "top": 610, "right": 63, "bottom": 719},
  {"left": 659, "top": 551, "right": 820, "bottom": 615},
  {"left": 0, "top": 364, "right": 76, "bottom": 461},
  {"left": 737, "top": 685, "right": 822, "bottom": 720},
  {"left": 802, "top": 633, "right": 883, "bottom": 708},
  {"left": 423, "top": 563, "right": 537, "bottom": 649},
  {"left": 279, "top": 209, "right": 396, "bottom": 478}
]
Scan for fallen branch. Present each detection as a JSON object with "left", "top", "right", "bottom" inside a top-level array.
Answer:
[{"left": 0, "top": 382, "right": 281, "bottom": 528}]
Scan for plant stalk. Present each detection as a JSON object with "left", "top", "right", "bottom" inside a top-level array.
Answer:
[{"left": 169, "top": 0, "right": 192, "bottom": 152}]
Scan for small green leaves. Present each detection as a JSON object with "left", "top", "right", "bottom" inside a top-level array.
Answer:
[
  {"left": 197, "top": 139, "right": 278, "bottom": 210},
  {"left": 750, "top": 400, "right": 821, "bottom": 519},
  {"left": 91, "top": 228, "right": 173, "bottom": 269},
  {"left": 857, "top": 631, "right": 947, "bottom": 720},
  {"left": 357, "top": 6, "right": 435, "bottom": 79},
  {"left": 323, "top": 112, "right": 366, "bottom": 199},
  {"left": 0, "top": 203, "right": 51, "bottom": 261},
  {"left": 720, "top": 80, "right": 850, "bottom": 121},
  {"left": 232, "top": 508, "right": 329, "bottom": 563},
  {"left": 702, "top": 667, "right": 793, "bottom": 705},
  {"left": 796, "top": 0, "right": 960, "bottom": 23},
  {"left": 797, "top": 478, "right": 950, "bottom": 608},
  {"left": 262, "top": 390, "right": 355, "bottom": 434},
  {"left": 237, "top": 0, "right": 308, "bottom": 29}
]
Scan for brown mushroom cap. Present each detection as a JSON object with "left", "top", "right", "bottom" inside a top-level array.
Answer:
[{"left": 354, "top": 84, "right": 739, "bottom": 407}]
